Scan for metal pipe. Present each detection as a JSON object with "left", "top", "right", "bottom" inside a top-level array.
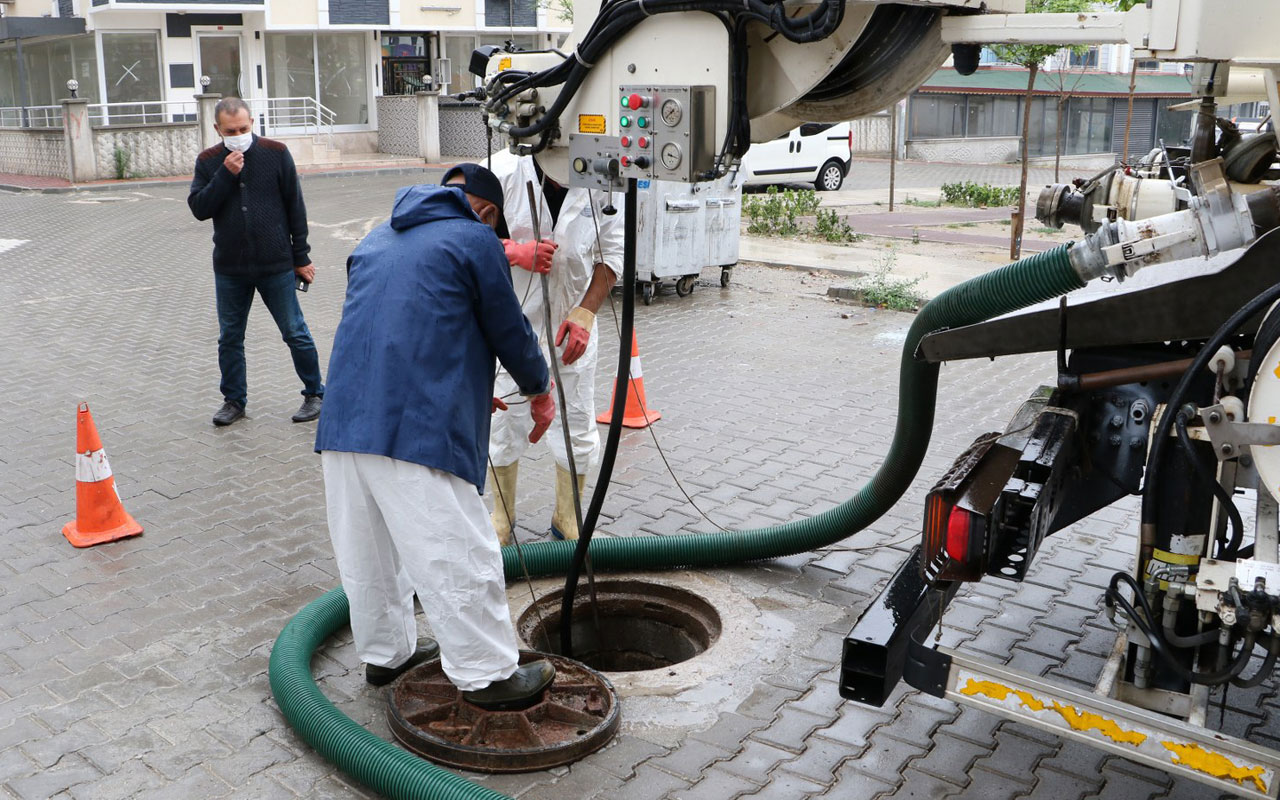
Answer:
[{"left": 1071, "top": 351, "right": 1250, "bottom": 392}]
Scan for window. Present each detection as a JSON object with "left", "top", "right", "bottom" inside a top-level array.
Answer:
[
  {"left": 1154, "top": 97, "right": 1193, "bottom": 147},
  {"left": 318, "top": 33, "right": 368, "bottom": 125},
  {"left": 442, "top": 34, "right": 538, "bottom": 92},
  {"left": 1068, "top": 48, "right": 1099, "bottom": 69},
  {"left": 910, "top": 94, "right": 965, "bottom": 139},
  {"left": 101, "top": 33, "right": 161, "bottom": 106},
  {"left": 485, "top": 0, "right": 537, "bottom": 27},
  {"left": 0, "top": 36, "right": 100, "bottom": 114},
  {"left": 966, "top": 96, "right": 1019, "bottom": 137},
  {"left": 1065, "top": 96, "right": 1111, "bottom": 154},
  {"left": 1135, "top": 59, "right": 1160, "bottom": 71},
  {"left": 799, "top": 123, "right": 835, "bottom": 136},
  {"left": 264, "top": 33, "right": 369, "bottom": 125}
]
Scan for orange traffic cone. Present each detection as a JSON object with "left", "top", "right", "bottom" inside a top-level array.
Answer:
[
  {"left": 62, "top": 403, "right": 143, "bottom": 548},
  {"left": 597, "top": 331, "right": 662, "bottom": 429}
]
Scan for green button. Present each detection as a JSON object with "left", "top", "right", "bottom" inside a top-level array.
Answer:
[
  {"left": 620, "top": 116, "right": 631, "bottom": 127},
  {"left": 620, "top": 96, "right": 629, "bottom": 108},
  {"left": 637, "top": 116, "right": 648, "bottom": 128}
]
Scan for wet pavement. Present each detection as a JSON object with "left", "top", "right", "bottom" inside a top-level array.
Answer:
[{"left": 0, "top": 170, "right": 1267, "bottom": 799}]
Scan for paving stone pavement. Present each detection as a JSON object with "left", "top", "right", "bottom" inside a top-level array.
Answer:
[{"left": 1, "top": 171, "right": 1273, "bottom": 800}]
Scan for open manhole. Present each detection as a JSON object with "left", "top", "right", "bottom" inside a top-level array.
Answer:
[{"left": 517, "top": 579, "right": 722, "bottom": 672}]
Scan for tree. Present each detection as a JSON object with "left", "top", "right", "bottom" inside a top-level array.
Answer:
[
  {"left": 990, "top": 0, "right": 1093, "bottom": 258},
  {"left": 1044, "top": 48, "right": 1091, "bottom": 182}
]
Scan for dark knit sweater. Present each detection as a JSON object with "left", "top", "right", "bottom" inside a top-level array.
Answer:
[{"left": 187, "top": 135, "right": 310, "bottom": 277}]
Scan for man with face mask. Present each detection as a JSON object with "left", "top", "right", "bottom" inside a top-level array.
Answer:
[
  {"left": 188, "top": 97, "right": 324, "bottom": 428},
  {"left": 314, "top": 165, "right": 559, "bottom": 705}
]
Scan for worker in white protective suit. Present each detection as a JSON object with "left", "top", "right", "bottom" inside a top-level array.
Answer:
[
  {"left": 316, "top": 164, "right": 559, "bottom": 707},
  {"left": 487, "top": 149, "right": 625, "bottom": 543}
]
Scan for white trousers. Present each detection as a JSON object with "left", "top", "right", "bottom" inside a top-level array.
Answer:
[
  {"left": 489, "top": 321, "right": 600, "bottom": 470},
  {"left": 321, "top": 451, "right": 520, "bottom": 691}
]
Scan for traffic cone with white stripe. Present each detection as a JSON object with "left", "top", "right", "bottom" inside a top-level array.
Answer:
[
  {"left": 62, "top": 403, "right": 142, "bottom": 548},
  {"left": 597, "top": 331, "right": 661, "bottom": 429}
]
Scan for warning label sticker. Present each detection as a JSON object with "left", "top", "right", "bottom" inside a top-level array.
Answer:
[{"left": 578, "top": 115, "right": 607, "bottom": 134}]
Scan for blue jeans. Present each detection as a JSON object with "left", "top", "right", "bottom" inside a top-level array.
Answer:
[{"left": 215, "top": 270, "right": 324, "bottom": 409}]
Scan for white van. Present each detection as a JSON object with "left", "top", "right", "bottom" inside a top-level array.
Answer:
[{"left": 740, "top": 121, "right": 853, "bottom": 191}]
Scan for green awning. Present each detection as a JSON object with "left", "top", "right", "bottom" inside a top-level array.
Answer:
[{"left": 919, "top": 66, "right": 1192, "bottom": 97}]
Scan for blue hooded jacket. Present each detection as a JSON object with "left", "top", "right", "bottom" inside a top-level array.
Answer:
[{"left": 315, "top": 184, "right": 549, "bottom": 490}]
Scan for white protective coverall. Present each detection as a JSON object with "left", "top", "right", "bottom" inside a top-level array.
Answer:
[
  {"left": 488, "top": 150, "right": 625, "bottom": 471},
  {"left": 322, "top": 451, "right": 521, "bottom": 691}
]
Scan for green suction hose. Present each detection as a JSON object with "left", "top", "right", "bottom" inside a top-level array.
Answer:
[{"left": 270, "top": 243, "right": 1084, "bottom": 800}]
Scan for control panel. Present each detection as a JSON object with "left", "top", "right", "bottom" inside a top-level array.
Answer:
[{"left": 568, "top": 84, "right": 715, "bottom": 190}]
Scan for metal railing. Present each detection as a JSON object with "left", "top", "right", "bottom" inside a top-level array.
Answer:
[
  {"left": 0, "top": 106, "right": 64, "bottom": 129},
  {"left": 247, "top": 97, "right": 337, "bottom": 142},
  {"left": 0, "top": 96, "right": 338, "bottom": 138},
  {"left": 88, "top": 101, "right": 199, "bottom": 126}
]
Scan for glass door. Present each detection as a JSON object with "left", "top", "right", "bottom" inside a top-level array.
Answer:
[{"left": 197, "top": 35, "right": 243, "bottom": 99}]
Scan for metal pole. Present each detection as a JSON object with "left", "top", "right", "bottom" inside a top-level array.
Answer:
[
  {"left": 523, "top": 180, "right": 600, "bottom": 633},
  {"left": 889, "top": 103, "right": 897, "bottom": 212},
  {"left": 16, "top": 39, "right": 31, "bottom": 128},
  {"left": 1123, "top": 58, "right": 1138, "bottom": 163}
]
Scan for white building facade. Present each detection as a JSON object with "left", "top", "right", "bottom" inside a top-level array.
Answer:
[{"left": 0, "top": 0, "right": 567, "bottom": 138}]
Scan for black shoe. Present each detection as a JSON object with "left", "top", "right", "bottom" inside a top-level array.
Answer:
[
  {"left": 462, "top": 660, "right": 556, "bottom": 710},
  {"left": 365, "top": 639, "right": 441, "bottom": 686},
  {"left": 292, "top": 395, "right": 322, "bottom": 423},
  {"left": 212, "top": 401, "right": 245, "bottom": 427}
]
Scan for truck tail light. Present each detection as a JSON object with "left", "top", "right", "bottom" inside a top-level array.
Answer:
[
  {"left": 922, "top": 493, "right": 986, "bottom": 582},
  {"left": 848, "top": 129, "right": 853, "bottom": 156}
]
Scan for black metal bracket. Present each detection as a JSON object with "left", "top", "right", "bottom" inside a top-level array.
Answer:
[{"left": 904, "top": 626, "right": 954, "bottom": 698}]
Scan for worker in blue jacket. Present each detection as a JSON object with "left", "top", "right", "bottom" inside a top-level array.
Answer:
[{"left": 316, "top": 164, "right": 558, "bottom": 707}]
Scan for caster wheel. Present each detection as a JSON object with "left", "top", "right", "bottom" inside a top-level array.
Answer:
[
  {"left": 642, "top": 283, "right": 655, "bottom": 305},
  {"left": 675, "top": 275, "right": 696, "bottom": 297},
  {"left": 720, "top": 268, "right": 733, "bottom": 287}
]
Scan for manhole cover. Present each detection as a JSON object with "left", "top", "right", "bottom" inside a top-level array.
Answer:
[
  {"left": 387, "top": 651, "right": 620, "bottom": 773},
  {"left": 518, "top": 580, "right": 722, "bottom": 672}
]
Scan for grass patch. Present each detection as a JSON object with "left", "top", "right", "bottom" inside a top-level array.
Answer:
[
  {"left": 901, "top": 195, "right": 941, "bottom": 207},
  {"left": 1030, "top": 226, "right": 1061, "bottom": 235},
  {"left": 743, "top": 186, "right": 858, "bottom": 242},
  {"left": 847, "top": 252, "right": 926, "bottom": 312},
  {"left": 940, "top": 181, "right": 1021, "bottom": 208},
  {"left": 945, "top": 222, "right": 979, "bottom": 229}
]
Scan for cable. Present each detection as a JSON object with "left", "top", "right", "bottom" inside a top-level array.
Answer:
[
  {"left": 1143, "top": 280, "right": 1280, "bottom": 543},
  {"left": 1173, "top": 410, "right": 1244, "bottom": 558},
  {"left": 1105, "top": 572, "right": 1255, "bottom": 685},
  {"left": 1232, "top": 632, "right": 1279, "bottom": 688}
]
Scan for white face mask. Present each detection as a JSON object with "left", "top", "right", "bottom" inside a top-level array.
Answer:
[{"left": 223, "top": 133, "right": 253, "bottom": 152}]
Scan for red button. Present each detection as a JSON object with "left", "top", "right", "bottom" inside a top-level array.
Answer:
[
  {"left": 638, "top": 136, "right": 649, "bottom": 148},
  {"left": 627, "top": 93, "right": 644, "bottom": 110},
  {"left": 621, "top": 136, "right": 631, "bottom": 147},
  {"left": 621, "top": 155, "right": 631, "bottom": 167}
]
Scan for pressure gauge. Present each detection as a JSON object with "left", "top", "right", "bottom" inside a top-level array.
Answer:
[
  {"left": 660, "top": 142, "right": 683, "bottom": 170},
  {"left": 660, "top": 98, "right": 683, "bottom": 127}
]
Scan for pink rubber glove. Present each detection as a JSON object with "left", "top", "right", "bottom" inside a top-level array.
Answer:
[
  {"left": 556, "top": 307, "right": 595, "bottom": 366},
  {"left": 503, "top": 239, "right": 557, "bottom": 274},
  {"left": 529, "top": 386, "right": 556, "bottom": 444},
  {"left": 491, "top": 397, "right": 508, "bottom": 414}
]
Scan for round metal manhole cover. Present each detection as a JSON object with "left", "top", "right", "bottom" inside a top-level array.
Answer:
[
  {"left": 517, "top": 580, "right": 722, "bottom": 672},
  {"left": 387, "top": 651, "right": 620, "bottom": 773}
]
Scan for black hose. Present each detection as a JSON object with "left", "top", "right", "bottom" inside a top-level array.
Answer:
[
  {"left": 1142, "top": 280, "right": 1280, "bottom": 538},
  {"left": 1173, "top": 410, "right": 1244, "bottom": 558},
  {"left": 1232, "top": 632, "right": 1279, "bottom": 688},
  {"left": 1107, "top": 585, "right": 1254, "bottom": 685},
  {"left": 558, "top": 178, "right": 636, "bottom": 657}
]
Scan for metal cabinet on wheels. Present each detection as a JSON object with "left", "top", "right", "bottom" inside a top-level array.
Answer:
[{"left": 635, "top": 173, "right": 741, "bottom": 304}]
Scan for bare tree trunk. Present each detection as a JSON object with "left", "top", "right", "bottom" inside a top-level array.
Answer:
[
  {"left": 1054, "top": 96, "right": 1064, "bottom": 182},
  {"left": 1122, "top": 59, "right": 1138, "bottom": 162},
  {"left": 1012, "top": 62, "right": 1037, "bottom": 260},
  {"left": 889, "top": 102, "right": 897, "bottom": 212}
]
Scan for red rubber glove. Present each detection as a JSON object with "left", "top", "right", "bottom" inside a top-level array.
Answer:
[
  {"left": 556, "top": 306, "right": 595, "bottom": 366},
  {"left": 503, "top": 239, "right": 557, "bottom": 274},
  {"left": 529, "top": 386, "right": 556, "bottom": 444},
  {"left": 491, "top": 397, "right": 508, "bottom": 414}
]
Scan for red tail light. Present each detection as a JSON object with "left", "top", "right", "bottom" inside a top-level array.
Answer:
[
  {"left": 848, "top": 129, "right": 853, "bottom": 155},
  {"left": 921, "top": 493, "right": 985, "bottom": 581}
]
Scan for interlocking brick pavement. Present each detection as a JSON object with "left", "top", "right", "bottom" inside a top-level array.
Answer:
[{"left": 1, "top": 170, "right": 1273, "bottom": 800}]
